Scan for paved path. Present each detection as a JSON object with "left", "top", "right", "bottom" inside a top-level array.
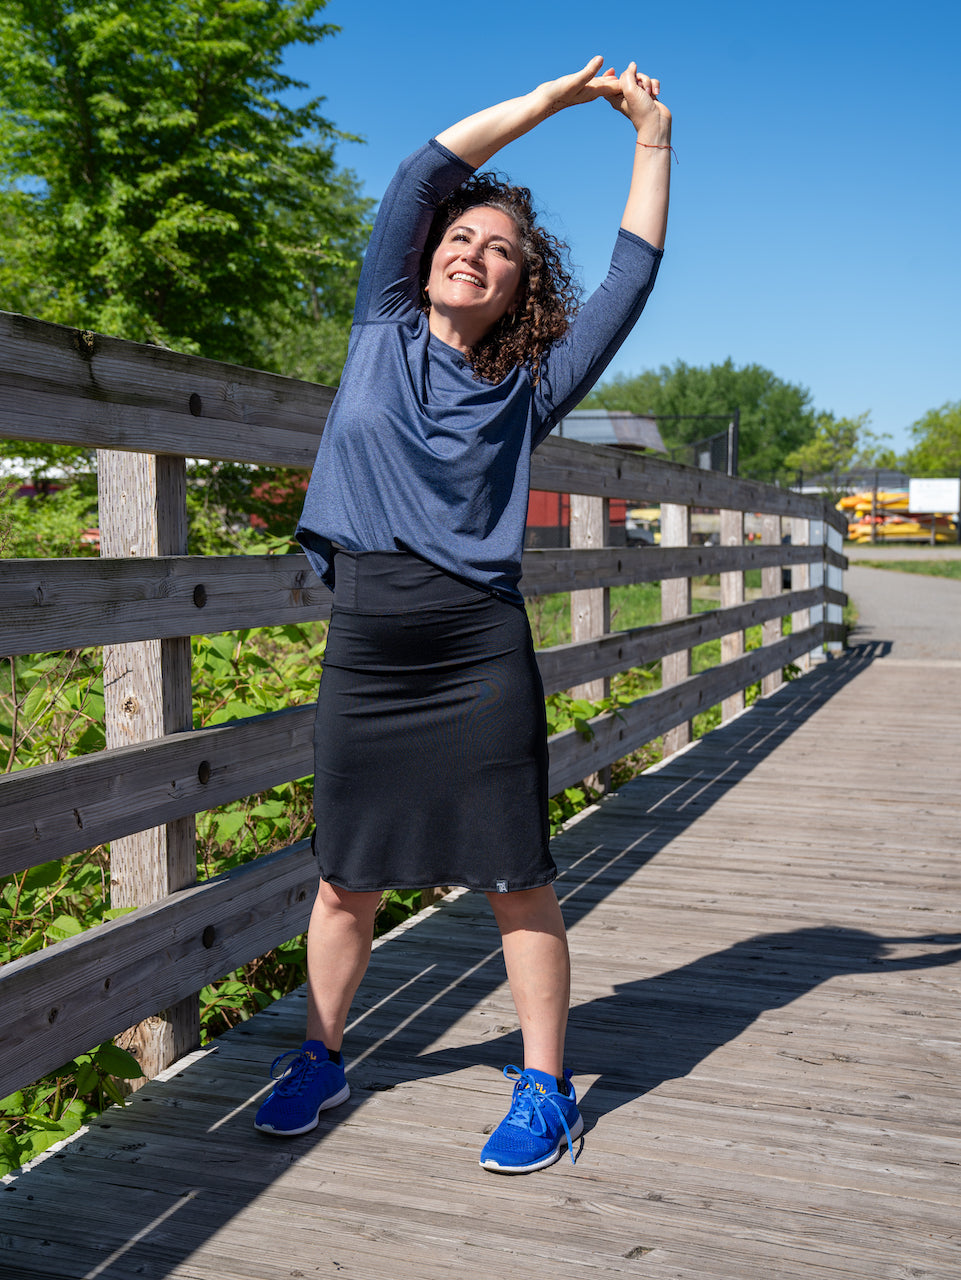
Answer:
[{"left": 844, "top": 553, "right": 961, "bottom": 663}]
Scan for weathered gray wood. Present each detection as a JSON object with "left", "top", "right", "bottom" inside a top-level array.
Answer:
[
  {"left": 660, "top": 502, "right": 692, "bottom": 755},
  {"left": 0, "top": 313, "right": 843, "bottom": 538},
  {"left": 0, "top": 311, "right": 332, "bottom": 467},
  {"left": 760, "top": 512, "right": 784, "bottom": 697},
  {"left": 98, "top": 449, "right": 199, "bottom": 1076},
  {"left": 520, "top": 541, "right": 826, "bottom": 597},
  {"left": 0, "top": 554, "right": 330, "bottom": 655},
  {"left": 4, "top": 655, "right": 956, "bottom": 1280},
  {"left": 568, "top": 494, "right": 609, "bottom": 704},
  {"left": 536, "top": 587, "right": 828, "bottom": 695},
  {"left": 546, "top": 625, "right": 823, "bottom": 793},
  {"left": 530, "top": 434, "right": 846, "bottom": 530},
  {"left": 0, "top": 840, "right": 317, "bottom": 1101},
  {"left": 0, "top": 544, "right": 829, "bottom": 656},
  {"left": 791, "top": 516, "right": 812, "bottom": 671},
  {"left": 720, "top": 508, "right": 746, "bottom": 721},
  {"left": 568, "top": 493, "right": 611, "bottom": 792},
  {"left": 0, "top": 705, "right": 315, "bottom": 876}
]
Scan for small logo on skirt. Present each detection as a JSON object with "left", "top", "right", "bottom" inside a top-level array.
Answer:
[{"left": 495, "top": 879, "right": 509, "bottom": 893}]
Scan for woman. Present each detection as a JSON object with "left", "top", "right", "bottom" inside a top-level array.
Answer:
[{"left": 254, "top": 57, "right": 671, "bottom": 1174}]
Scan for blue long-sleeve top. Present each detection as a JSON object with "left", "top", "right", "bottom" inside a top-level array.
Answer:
[{"left": 296, "top": 138, "right": 663, "bottom": 603}]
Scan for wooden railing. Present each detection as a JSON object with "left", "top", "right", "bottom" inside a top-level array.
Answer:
[{"left": 0, "top": 311, "right": 847, "bottom": 1099}]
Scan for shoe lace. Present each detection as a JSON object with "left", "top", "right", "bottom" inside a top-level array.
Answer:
[
  {"left": 502, "top": 1065, "right": 577, "bottom": 1165},
  {"left": 268, "top": 1049, "right": 320, "bottom": 1097}
]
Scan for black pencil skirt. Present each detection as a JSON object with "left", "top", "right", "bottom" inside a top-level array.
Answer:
[{"left": 311, "top": 548, "right": 555, "bottom": 894}]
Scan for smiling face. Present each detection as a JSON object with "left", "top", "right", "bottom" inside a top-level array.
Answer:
[{"left": 425, "top": 205, "right": 524, "bottom": 353}]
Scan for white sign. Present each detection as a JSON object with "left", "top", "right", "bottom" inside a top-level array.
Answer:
[{"left": 908, "top": 477, "right": 961, "bottom": 514}]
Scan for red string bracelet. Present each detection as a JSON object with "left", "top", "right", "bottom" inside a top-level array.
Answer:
[{"left": 636, "top": 140, "right": 679, "bottom": 164}]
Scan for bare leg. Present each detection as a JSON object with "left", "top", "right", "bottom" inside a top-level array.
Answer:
[
  {"left": 305, "top": 879, "right": 382, "bottom": 1050},
  {"left": 486, "top": 884, "right": 570, "bottom": 1079}
]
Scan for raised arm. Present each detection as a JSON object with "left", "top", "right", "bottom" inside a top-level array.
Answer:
[
  {"left": 601, "top": 63, "right": 672, "bottom": 250},
  {"left": 434, "top": 56, "right": 615, "bottom": 167}
]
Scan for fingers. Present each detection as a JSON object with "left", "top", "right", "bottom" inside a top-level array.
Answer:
[{"left": 620, "top": 62, "right": 660, "bottom": 100}]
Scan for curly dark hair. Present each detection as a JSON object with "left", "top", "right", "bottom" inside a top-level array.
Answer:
[{"left": 419, "top": 173, "right": 581, "bottom": 385}]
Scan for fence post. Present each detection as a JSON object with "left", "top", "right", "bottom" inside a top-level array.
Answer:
[
  {"left": 661, "top": 502, "right": 691, "bottom": 755},
  {"left": 570, "top": 493, "right": 610, "bottom": 791},
  {"left": 720, "top": 508, "right": 746, "bottom": 721},
  {"left": 98, "top": 450, "right": 199, "bottom": 1080},
  {"left": 791, "top": 515, "right": 812, "bottom": 672},
  {"left": 825, "top": 515, "right": 844, "bottom": 652},
  {"left": 760, "top": 512, "right": 783, "bottom": 697}
]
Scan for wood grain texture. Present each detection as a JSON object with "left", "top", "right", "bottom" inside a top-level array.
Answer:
[
  {"left": 720, "top": 507, "right": 746, "bottom": 721},
  {"left": 661, "top": 503, "right": 692, "bottom": 755},
  {"left": 0, "top": 840, "right": 318, "bottom": 1100},
  {"left": 97, "top": 450, "right": 199, "bottom": 1074},
  {"left": 3, "top": 652, "right": 958, "bottom": 1280},
  {"left": 0, "top": 545, "right": 837, "bottom": 656}
]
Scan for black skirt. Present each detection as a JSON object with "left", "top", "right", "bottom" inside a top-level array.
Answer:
[{"left": 311, "top": 549, "right": 555, "bottom": 894}]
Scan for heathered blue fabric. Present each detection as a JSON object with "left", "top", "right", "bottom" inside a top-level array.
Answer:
[{"left": 296, "top": 138, "right": 663, "bottom": 603}]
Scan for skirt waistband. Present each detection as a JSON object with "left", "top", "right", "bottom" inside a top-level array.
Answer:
[{"left": 331, "top": 548, "right": 494, "bottom": 613}]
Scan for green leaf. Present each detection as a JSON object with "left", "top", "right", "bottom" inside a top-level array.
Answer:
[
  {"left": 92, "top": 1043, "right": 144, "bottom": 1079},
  {"left": 46, "top": 913, "right": 84, "bottom": 942}
]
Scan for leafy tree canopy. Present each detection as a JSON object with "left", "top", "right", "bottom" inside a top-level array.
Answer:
[
  {"left": 782, "top": 411, "right": 898, "bottom": 478},
  {"left": 0, "top": 0, "right": 372, "bottom": 369},
  {"left": 582, "top": 358, "right": 817, "bottom": 480},
  {"left": 901, "top": 401, "right": 961, "bottom": 477}
]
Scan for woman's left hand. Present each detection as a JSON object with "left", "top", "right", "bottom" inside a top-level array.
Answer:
[{"left": 597, "top": 63, "right": 671, "bottom": 142}]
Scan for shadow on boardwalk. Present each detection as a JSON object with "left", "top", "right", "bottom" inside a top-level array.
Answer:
[{"left": 4, "top": 641, "right": 959, "bottom": 1280}]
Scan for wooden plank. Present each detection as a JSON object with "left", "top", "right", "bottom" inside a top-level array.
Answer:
[
  {"left": 0, "top": 705, "right": 315, "bottom": 875},
  {"left": 546, "top": 625, "right": 824, "bottom": 793},
  {"left": 520, "top": 541, "right": 825, "bottom": 597},
  {"left": 536, "top": 588, "right": 827, "bottom": 694},
  {"left": 0, "top": 312, "right": 843, "bottom": 535},
  {"left": 530, "top": 434, "right": 845, "bottom": 530},
  {"left": 0, "top": 545, "right": 826, "bottom": 656},
  {"left": 0, "top": 312, "right": 331, "bottom": 468},
  {"left": 0, "top": 554, "right": 331, "bottom": 656},
  {"left": 0, "top": 839, "right": 318, "bottom": 1100}
]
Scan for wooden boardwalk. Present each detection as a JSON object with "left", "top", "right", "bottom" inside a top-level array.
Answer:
[{"left": 2, "top": 646, "right": 960, "bottom": 1280}]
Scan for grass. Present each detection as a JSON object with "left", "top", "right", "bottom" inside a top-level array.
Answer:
[{"left": 857, "top": 559, "right": 961, "bottom": 580}]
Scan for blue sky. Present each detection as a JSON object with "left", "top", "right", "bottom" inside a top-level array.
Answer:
[{"left": 282, "top": 0, "right": 960, "bottom": 455}]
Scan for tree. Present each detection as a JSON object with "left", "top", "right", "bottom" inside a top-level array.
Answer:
[
  {"left": 783, "top": 411, "right": 898, "bottom": 478},
  {"left": 582, "top": 358, "right": 817, "bottom": 480},
  {"left": 0, "top": 0, "right": 374, "bottom": 553},
  {"left": 0, "top": 0, "right": 372, "bottom": 369},
  {"left": 901, "top": 401, "right": 961, "bottom": 477}
]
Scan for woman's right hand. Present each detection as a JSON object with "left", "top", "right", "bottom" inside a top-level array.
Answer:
[{"left": 599, "top": 63, "right": 672, "bottom": 142}]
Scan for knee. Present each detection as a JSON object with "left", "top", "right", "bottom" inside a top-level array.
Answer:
[
  {"left": 313, "top": 879, "right": 382, "bottom": 927},
  {"left": 486, "top": 884, "right": 563, "bottom": 932}
]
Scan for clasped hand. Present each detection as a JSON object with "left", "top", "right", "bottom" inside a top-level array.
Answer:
[{"left": 542, "top": 56, "right": 671, "bottom": 141}]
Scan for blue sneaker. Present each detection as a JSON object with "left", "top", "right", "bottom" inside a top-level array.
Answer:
[
  {"left": 254, "top": 1040, "right": 350, "bottom": 1136},
  {"left": 480, "top": 1066, "right": 583, "bottom": 1174}
]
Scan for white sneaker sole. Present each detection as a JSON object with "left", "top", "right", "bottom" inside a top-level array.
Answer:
[
  {"left": 254, "top": 1081, "right": 350, "bottom": 1137},
  {"left": 479, "top": 1112, "right": 584, "bottom": 1174}
]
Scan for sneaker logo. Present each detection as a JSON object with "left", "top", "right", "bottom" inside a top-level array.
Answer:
[
  {"left": 496, "top": 879, "right": 509, "bottom": 893},
  {"left": 303, "top": 1050, "right": 317, "bottom": 1061}
]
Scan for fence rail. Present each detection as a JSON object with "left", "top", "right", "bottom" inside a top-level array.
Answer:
[{"left": 0, "top": 311, "right": 846, "bottom": 1099}]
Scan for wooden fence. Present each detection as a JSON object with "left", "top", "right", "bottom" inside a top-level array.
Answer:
[{"left": 0, "top": 311, "right": 847, "bottom": 1100}]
